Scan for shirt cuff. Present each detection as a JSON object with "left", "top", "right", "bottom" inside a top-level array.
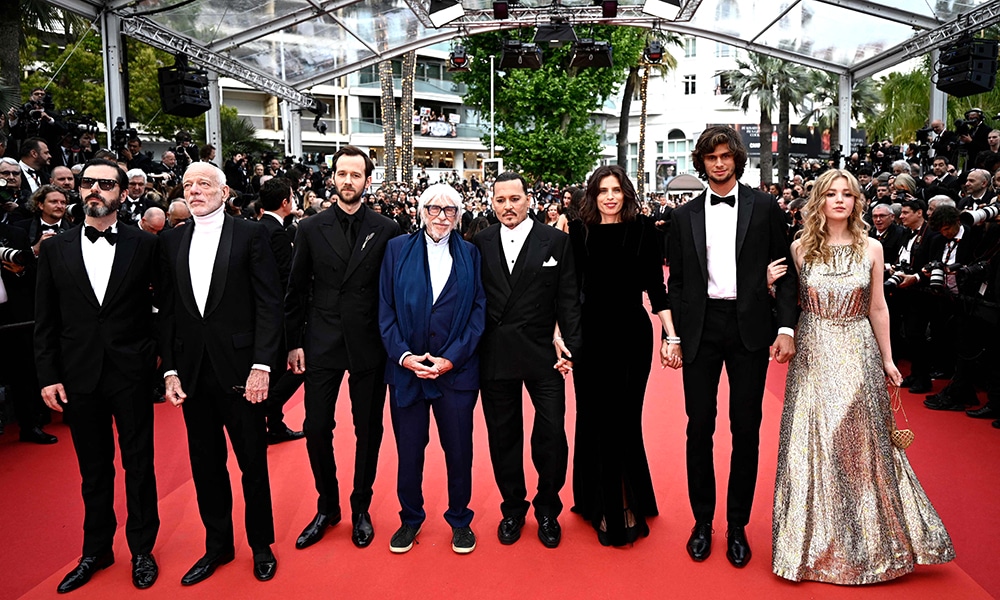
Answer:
[
  {"left": 399, "top": 351, "right": 412, "bottom": 366},
  {"left": 777, "top": 327, "right": 795, "bottom": 339},
  {"left": 163, "top": 370, "right": 178, "bottom": 379},
  {"left": 251, "top": 363, "right": 271, "bottom": 373}
]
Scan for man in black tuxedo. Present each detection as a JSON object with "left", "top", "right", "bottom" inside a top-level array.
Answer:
[
  {"left": 285, "top": 145, "right": 400, "bottom": 551},
  {"left": 957, "top": 168, "right": 995, "bottom": 210},
  {"left": 18, "top": 137, "right": 51, "bottom": 197},
  {"left": 34, "top": 158, "right": 160, "bottom": 592},
  {"left": 160, "top": 162, "right": 282, "bottom": 585},
  {"left": 869, "top": 203, "right": 907, "bottom": 265},
  {"left": 472, "top": 171, "right": 582, "bottom": 548},
  {"left": 257, "top": 176, "right": 305, "bottom": 445},
  {"left": 16, "top": 183, "right": 72, "bottom": 248},
  {"left": 666, "top": 126, "right": 798, "bottom": 568}
]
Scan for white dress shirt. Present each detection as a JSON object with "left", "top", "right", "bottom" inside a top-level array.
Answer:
[
  {"left": 20, "top": 161, "right": 41, "bottom": 193},
  {"left": 262, "top": 211, "right": 284, "bottom": 226},
  {"left": 80, "top": 222, "right": 117, "bottom": 306},
  {"left": 704, "top": 182, "right": 739, "bottom": 299},
  {"left": 189, "top": 204, "right": 225, "bottom": 316},
  {"left": 500, "top": 217, "right": 534, "bottom": 273},
  {"left": 427, "top": 231, "right": 453, "bottom": 304}
]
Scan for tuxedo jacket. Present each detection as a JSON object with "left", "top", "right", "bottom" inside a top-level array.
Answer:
[
  {"left": 667, "top": 183, "right": 798, "bottom": 361},
  {"left": 870, "top": 223, "right": 908, "bottom": 267},
  {"left": 285, "top": 204, "right": 401, "bottom": 371},
  {"left": 14, "top": 214, "right": 73, "bottom": 245},
  {"left": 34, "top": 224, "right": 158, "bottom": 392},
  {"left": 0, "top": 222, "right": 34, "bottom": 326},
  {"left": 158, "top": 215, "right": 283, "bottom": 394},
  {"left": 473, "top": 221, "right": 583, "bottom": 381},
  {"left": 258, "top": 214, "right": 293, "bottom": 289}
]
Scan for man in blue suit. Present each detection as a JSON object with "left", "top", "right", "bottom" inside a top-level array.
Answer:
[{"left": 378, "top": 183, "right": 486, "bottom": 555}]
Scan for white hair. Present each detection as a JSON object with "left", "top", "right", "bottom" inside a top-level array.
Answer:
[
  {"left": 928, "top": 195, "right": 955, "bottom": 209},
  {"left": 184, "top": 162, "right": 227, "bottom": 186},
  {"left": 417, "top": 183, "right": 463, "bottom": 228},
  {"left": 126, "top": 168, "right": 147, "bottom": 182}
]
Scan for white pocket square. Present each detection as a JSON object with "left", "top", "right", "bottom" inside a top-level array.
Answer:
[{"left": 542, "top": 257, "right": 558, "bottom": 267}]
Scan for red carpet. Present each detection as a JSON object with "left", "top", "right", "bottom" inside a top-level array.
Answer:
[{"left": 1, "top": 333, "right": 997, "bottom": 599}]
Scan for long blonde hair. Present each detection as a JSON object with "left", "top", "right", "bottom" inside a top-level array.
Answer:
[{"left": 796, "top": 169, "right": 869, "bottom": 264}]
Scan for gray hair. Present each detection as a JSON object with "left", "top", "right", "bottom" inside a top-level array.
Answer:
[
  {"left": 417, "top": 183, "right": 463, "bottom": 228},
  {"left": 126, "top": 168, "right": 147, "bottom": 182},
  {"left": 928, "top": 195, "right": 955, "bottom": 209}
]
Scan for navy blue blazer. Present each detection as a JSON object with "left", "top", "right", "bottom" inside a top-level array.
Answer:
[{"left": 379, "top": 232, "right": 486, "bottom": 406}]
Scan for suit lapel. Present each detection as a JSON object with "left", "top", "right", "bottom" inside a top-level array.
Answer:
[
  {"left": 100, "top": 227, "right": 138, "bottom": 312},
  {"left": 175, "top": 222, "right": 200, "bottom": 318},
  {"left": 204, "top": 215, "right": 233, "bottom": 318},
  {"left": 690, "top": 193, "right": 709, "bottom": 284},
  {"left": 482, "top": 226, "right": 512, "bottom": 298},
  {"left": 62, "top": 228, "right": 101, "bottom": 309},
  {"left": 735, "top": 184, "right": 753, "bottom": 260},
  {"left": 320, "top": 220, "right": 351, "bottom": 264},
  {"left": 505, "top": 227, "right": 549, "bottom": 315},
  {"left": 343, "top": 214, "right": 383, "bottom": 281}
]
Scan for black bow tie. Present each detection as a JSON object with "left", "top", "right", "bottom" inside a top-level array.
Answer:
[
  {"left": 710, "top": 194, "right": 735, "bottom": 207},
  {"left": 41, "top": 223, "right": 59, "bottom": 233},
  {"left": 84, "top": 225, "right": 117, "bottom": 246}
]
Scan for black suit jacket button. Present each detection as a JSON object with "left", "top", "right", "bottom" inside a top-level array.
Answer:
[
  {"left": 360, "top": 287, "right": 366, "bottom": 292},
  {"left": 97, "top": 317, "right": 105, "bottom": 323}
]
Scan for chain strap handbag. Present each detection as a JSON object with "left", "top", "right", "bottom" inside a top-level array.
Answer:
[{"left": 888, "top": 384, "right": 914, "bottom": 449}]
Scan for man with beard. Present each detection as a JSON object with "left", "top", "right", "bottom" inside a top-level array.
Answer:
[
  {"left": 285, "top": 145, "right": 400, "bottom": 551},
  {"left": 34, "top": 158, "right": 160, "bottom": 592}
]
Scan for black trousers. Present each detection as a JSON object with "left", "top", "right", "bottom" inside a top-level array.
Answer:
[
  {"left": 181, "top": 359, "right": 274, "bottom": 556},
  {"left": 681, "top": 300, "right": 769, "bottom": 527},
  {"left": 0, "top": 323, "right": 44, "bottom": 429},
  {"left": 65, "top": 360, "right": 158, "bottom": 557},
  {"left": 264, "top": 367, "right": 305, "bottom": 430},
  {"left": 480, "top": 370, "right": 568, "bottom": 519},
  {"left": 303, "top": 364, "right": 386, "bottom": 516}
]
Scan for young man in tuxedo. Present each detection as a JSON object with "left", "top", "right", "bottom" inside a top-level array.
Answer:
[
  {"left": 34, "top": 158, "right": 160, "bottom": 592},
  {"left": 666, "top": 126, "right": 798, "bottom": 568},
  {"left": 285, "top": 145, "right": 400, "bottom": 551},
  {"left": 472, "top": 171, "right": 582, "bottom": 548},
  {"left": 257, "top": 176, "right": 305, "bottom": 444},
  {"left": 160, "top": 162, "right": 283, "bottom": 585}
]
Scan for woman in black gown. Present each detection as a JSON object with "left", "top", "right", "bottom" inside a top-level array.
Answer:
[{"left": 569, "top": 165, "right": 680, "bottom": 546}]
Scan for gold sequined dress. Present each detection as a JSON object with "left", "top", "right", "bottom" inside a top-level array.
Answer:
[{"left": 772, "top": 245, "right": 955, "bottom": 585}]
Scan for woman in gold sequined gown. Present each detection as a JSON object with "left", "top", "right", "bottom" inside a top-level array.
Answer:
[{"left": 772, "top": 170, "right": 955, "bottom": 585}]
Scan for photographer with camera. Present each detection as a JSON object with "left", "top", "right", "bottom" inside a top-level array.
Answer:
[
  {"left": 957, "top": 168, "right": 995, "bottom": 210},
  {"left": 15, "top": 184, "right": 72, "bottom": 252},
  {"left": 0, "top": 157, "right": 31, "bottom": 224},
  {"left": 125, "top": 137, "right": 157, "bottom": 174},
  {"left": 954, "top": 109, "right": 992, "bottom": 171},
  {"left": 18, "top": 137, "right": 51, "bottom": 197}
]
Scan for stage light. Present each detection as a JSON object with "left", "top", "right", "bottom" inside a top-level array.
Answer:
[
  {"left": 644, "top": 40, "right": 664, "bottom": 63},
  {"left": 428, "top": 0, "right": 464, "bottom": 28},
  {"left": 499, "top": 40, "right": 543, "bottom": 69},
  {"left": 448, "top": 46, "right": 471, "bottom": 72},
  {"left": 493, "top": 1, "right": 509, "bottom": 19},
  {"left": 600, "top": 0, "right": 618, "bottom": 18},
  {"left": 570, "top": 39, "right": 613, "bottom": 69},
  {"left": 534, "top": 21, "right": 577, "bottom": 48},
  {"left": 642, "top": 0, "right": 681, "bottom": 20}
]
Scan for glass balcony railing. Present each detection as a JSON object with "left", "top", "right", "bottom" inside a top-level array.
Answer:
[
  {"left": 350, "top": 119, "right": 487, "bottom": 140},
  {"left": 355, "top": 75, "right": 467, "bottom": 96}
]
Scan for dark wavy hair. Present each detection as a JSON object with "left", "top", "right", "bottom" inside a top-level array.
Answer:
[
  {"left": 691, "top": 126, "right": 747, "bottom": 181},
  {"left": 580, "top": 165, "right": 639, "bottom": 225}
]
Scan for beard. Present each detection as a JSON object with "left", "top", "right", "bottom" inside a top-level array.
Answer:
[
  {"left": 84, "top": 194, "right": 121, "bottom": 218},
  {"left": 337, "top": 185, "right": 362, "bottom": 205}
]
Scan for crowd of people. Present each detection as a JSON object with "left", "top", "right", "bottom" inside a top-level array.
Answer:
[{"left": 0, "top": 87, "right": 984, "bottom": 593}]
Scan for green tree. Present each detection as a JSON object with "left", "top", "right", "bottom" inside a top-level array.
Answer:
[
  {"left": 194, "top": 105, "right": 274, "bottom": 159},
  {"left": 453, "top": 28, "right": 639, "bottom": 184},
  {"left": 775, "top": 62, "right": 809, "bottom": 184},
  {"left": 1, "top": 0, "right": 76, "bottom": 96},
  {"left": 799, "top": 69, "right": 880, "bottom": 154},
  {"left": 721, "top": 53, "right": 785, "bottom": 185}
]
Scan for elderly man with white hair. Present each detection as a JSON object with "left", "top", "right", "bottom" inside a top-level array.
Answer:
[
  {"left": 378, "top": 182, "right": 486, "bottom": 555},
  {"left": 120, "top": 168, "right": 154, "bottom": 226}
]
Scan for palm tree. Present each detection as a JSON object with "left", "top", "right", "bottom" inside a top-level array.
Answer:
[
  {"left": 636, "top": 33, "right": 681, "bottom": 197},
  {"left": 195, "top": 106, "right": 273, "bottom": 158},
  {"left": 400, "top": 50, "right": 417, "bottom": 185},
  {"left": 721, "top": 52, "right": 784, "bottom": 185},
  {"left": 775, "top": 63, "right": 809, "bottom": 184},
  {"left": 0, "top": 0, "right": 78, "bottom": 96},
  {"left": 379, "top": 59, "right": 397, "bottom": 183},
  {"left": 799, "top": 69, "right": 880, "bottom": 153},
  {"left": 617, "top": 30, "right": 680, "bottom": 171}
]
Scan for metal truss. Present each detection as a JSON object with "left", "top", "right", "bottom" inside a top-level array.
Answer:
[{"left": 121, "top": 16, "right": 321, "bottom": 111}]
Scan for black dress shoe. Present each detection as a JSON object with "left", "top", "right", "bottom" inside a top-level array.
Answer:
[
  {"left": 57, "top": 552, "right": 114, "bottom": 593},
  {"left": 993, "top": 419, "right": 1000, "bottom": 429},
  {"left": 497, "top": 515, "right": 525, "bottom": 545},
  {"left": 266, "top": 426, "right": 305, "bottom": 445},
  {"left": 900, "top": 375, "right": 917, "bottom": 388},
  {"left": 726, "top": 526, "right": 752, "bottom": 568},
  {"left": 686, "top": 522, "right": 713, "bottom": 561},
  {"left": 180, "top": 551, "right": 235, "bottom": 586},
  {"left": 966, "top": 405, "right": 998, "bottom": 419},
  {"left": 907, "top": 379, "right": 932, "bottom": 394},
  {"left": 352, "top": 512, "right": 374, "bottom": 548},
  {"left": 924, "top": 397, "right": 964, "bottom": 411},
  {"left": 20, "top": 426, "right": 57, "bottom": 445},
  {"left": 252, "top": 547, "right": 277, "bottom": 582},
  {"left": 295, "top": 512, "right": 341, "bottom": 549},
  {"left": 929, "top": 369, "right": 952, "bottom": 380},
  {"left": 537, "top": 516, "right": 561, "bottom": 548},
  {"left": 131, "top": 553, "right": 158, "bottom": 589}
]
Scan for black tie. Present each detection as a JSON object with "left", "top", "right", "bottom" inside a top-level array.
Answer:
[
  {"left": 84, "top": 225, "right": 118, "bottom": 246},
  {"left": 341, "top": 215, "right": 357, "bottom": 247},
  {"left": 710, "top": 194, "right": 735, "bottom": 207},
  {"left": 41, "top": 223, "right": 59, "bottom": 233}
]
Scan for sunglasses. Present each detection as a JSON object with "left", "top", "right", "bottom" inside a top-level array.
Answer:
[
  {"left": 424, "top": 205, "right": 458, "bottom": 218},
  {"left": 80, "top": 177, "right": 120, "bottom": 191}
]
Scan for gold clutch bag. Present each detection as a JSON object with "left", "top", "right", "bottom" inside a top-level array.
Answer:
[{"left": 889, "top": 384, "right": 914, "bottom": 449}]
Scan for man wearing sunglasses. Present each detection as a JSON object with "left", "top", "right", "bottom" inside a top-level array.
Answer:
[{"left": 34, "top": 158, "right": 161, "bottom": 593}]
